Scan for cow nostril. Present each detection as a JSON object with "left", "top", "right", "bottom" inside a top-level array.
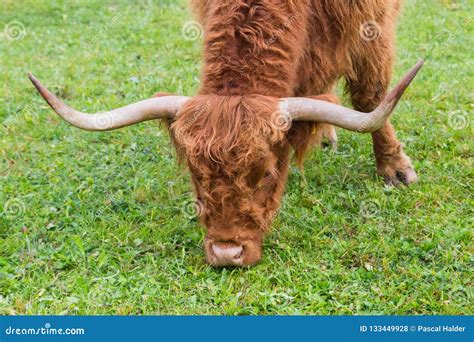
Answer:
[
  {"left": 234, "top": 247, "right": 244, "bottom": 259},
  {"left": 211, "top": 244, "right": 244, "bottom": 263}
]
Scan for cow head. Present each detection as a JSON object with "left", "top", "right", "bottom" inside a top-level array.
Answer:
[
  {"left": 172, "top": 95, "right": 289, "bottom": 266},
  {"left": 28, "top": 60, "right": 423, "bottom": 267}
]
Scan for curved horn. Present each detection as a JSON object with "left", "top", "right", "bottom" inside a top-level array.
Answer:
[
  {"left": 280, "top": 59, "right": 424, "bottom": 132},
  {"left": 28, "top": 73, "right": 190, "bottom": 131}
]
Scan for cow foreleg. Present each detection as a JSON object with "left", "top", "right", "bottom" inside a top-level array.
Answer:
[{"left": 346, "top": 57, "right": 417, "bottom": 186}]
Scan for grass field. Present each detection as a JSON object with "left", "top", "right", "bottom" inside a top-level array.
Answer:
[{"left": 0, "top": 0, "right": 472, "bottom": 315}]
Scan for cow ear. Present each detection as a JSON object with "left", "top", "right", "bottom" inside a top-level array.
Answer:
[{"left": 286, "top": 93, "right": 340, "bottom": 168}]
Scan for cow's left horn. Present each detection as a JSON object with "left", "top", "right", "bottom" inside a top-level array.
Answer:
[
  {"left": 28, "top": 73, "right": 189, "bottom": 131},
  {"left": 279, "top": 59, "right": 424, "bottom": 132}
]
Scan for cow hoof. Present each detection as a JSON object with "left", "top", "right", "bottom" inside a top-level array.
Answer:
[
  {"left": 321, "top": 124, "right": 337, "bottom": 150},
  {"left": 377, "top": 153, "right": 417, "bottom": 186},
  {"left": 383, "top": 167, "right": 417, "bottom": 186}
]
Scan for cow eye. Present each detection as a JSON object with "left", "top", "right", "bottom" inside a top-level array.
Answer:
[{"left": 257, "top": 171, "right": 272, "bottom": 187}]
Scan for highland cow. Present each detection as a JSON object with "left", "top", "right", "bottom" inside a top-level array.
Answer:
[{"left": 29, "top": 0, "right": 423, "bottom": 267}]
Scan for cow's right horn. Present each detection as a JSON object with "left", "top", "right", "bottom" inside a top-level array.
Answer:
[
  {"left": 280, "top": 59, "right": 424, "bottom": 133},
  {"left": 28, "top": 73, "right": 190, "bottom": 131}
]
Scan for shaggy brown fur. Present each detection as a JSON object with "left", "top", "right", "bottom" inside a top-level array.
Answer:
[{"left": 161, "top": 0, "right": 416, "bottom": 266}]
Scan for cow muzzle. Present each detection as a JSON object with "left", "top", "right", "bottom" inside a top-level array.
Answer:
[{"left": 205, "top": 239, "right": 262, "bottom": 267}]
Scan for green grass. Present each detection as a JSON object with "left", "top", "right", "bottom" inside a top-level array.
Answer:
[{"left": 0, "top": 0, "right": 472, "bottom": 315}]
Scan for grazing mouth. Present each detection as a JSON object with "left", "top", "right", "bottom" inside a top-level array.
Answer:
[{"left": 204, "top": 238, "right": 263, "bottom": 267}]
